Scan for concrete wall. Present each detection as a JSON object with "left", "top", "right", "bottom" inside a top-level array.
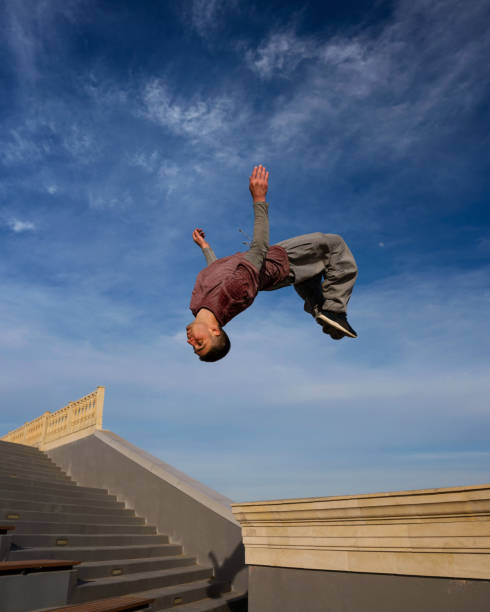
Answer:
[
  {"left": 233, "top": 483, "right": 490, "bottom": 610},
  {"left": 48, "top": 430, "right": 246, "bottom": 593},
  {"left": 249, "top": 565, "right": 490, "bottom": 612},
  {"left": 0, "top": 535, "right": 12, "bottom": 561},
  {"left": 0, "top": 570, "right": 76, "bottom": 612}
]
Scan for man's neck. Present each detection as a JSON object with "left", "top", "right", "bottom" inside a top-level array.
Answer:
[{"left": 196, "top": 308, "right": 219, "bottom": 327}]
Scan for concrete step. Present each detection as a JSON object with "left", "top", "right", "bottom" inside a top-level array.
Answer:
[
  {"left": 0, "top": 478, "right": 118, "bottom": 502},
  {"left": 0, "top": 452, "right": 64, "bottom": 471},
  {"left": 0, "top": 464, "right": 73, "bottom": 484},
  {"left": 33, "top": 591, "right": 246, "bottom": 612},
  {"left": 0, "top": 474, "right": 112, "bottom": 497},
  {"left": 72, "top": 565, "right": 213, "bottom": 603},
  {"left": 0, "top": 451, "right": 51, "bottom": 470},
  {"left": 0, "top": 440, "right": 48, "bottom": 457},
  {"left": 120, "top": 580, "right": 240, "bottom": 611},
  {"left": 0, "top": 497, "right": 130, "bottom": 515},
  {"left": 0, "top": 456, "right": 66, "bottom": 468},
  {"left": 154, "top": 592, "right": 247, "bottom": 612},
  {"left": 78, "top": 554, "right": 197, "bottom": 580},
  {"left": 0, "top": 463, "right": 74, "bottom": 484},
  {"left": 1, "top": 507, "right": 145, "bottom": 525},
  {"left": 0, "top": 472, "right": 73, "bottom": 488},
  {"left": 8, "top": 520, "right": 156, "bottom": 535},
  {"left": 12, "top": 533, "right": 169, "bottom": 549},
  {"left": 0, "top": 486, "right": 122, "bottom": 507},
  {"left": 9, "top": 543, "right": 183, "bottom": 562}
]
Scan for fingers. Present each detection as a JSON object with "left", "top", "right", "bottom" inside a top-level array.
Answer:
[
  {"left": 249, "top": 165, "right": 269, "bottom": 202},
  {"left": 250, "top": 165, "right": 269, "bottom": 181},
  {"left": 192, "top": 228, "right": 207, "bottom": 246}
]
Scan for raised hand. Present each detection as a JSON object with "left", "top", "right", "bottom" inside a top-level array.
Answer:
[
  {"left": 249, "top": 165, "right": 269, "bottom": 203},
  {"left": 192, "top": 228, "right": 210, "bottom": 249}
]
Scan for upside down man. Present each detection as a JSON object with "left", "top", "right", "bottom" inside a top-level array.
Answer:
[{"left": 187, "top": 165, "right": 358, "bottom": 362}]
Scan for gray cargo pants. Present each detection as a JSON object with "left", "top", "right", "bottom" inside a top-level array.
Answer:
[{"left": 275, "top": 233, "right": 358, "bottom": 314}]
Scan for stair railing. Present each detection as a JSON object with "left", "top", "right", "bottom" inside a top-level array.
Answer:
[{"left": 1, "top": 386, "right": 105, "bottom": 450}]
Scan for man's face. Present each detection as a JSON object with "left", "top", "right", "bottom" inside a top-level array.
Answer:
[{"left": 186, "top": 322, "right": 213, "bottom": 357}]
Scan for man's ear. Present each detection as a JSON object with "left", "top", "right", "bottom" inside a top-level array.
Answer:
[{"left": 210, "top": 326, "right": 221, "bottom": 337}]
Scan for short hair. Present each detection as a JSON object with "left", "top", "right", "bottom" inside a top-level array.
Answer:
[{"left": 199, "top": 329, "right": 231, "bottom": 362}]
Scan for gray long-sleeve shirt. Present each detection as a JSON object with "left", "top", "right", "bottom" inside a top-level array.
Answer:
[{"left": 201, "top": 201, "right": 270, "bottom": 269}]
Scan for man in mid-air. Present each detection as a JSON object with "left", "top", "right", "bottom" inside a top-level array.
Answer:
[{"left": 187, "top": 165, "right": 358, "bottom": 362}]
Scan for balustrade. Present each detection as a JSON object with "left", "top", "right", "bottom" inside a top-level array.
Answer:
[{"left": 1, "top": 386, "right": 104, "bottom": 450}]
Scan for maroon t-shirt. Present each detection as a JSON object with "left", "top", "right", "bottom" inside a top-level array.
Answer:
[{"left": 190, "top": 245, "right": 290, "bottom": 326}]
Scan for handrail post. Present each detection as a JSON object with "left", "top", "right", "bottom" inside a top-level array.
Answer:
[
  {"left": 66, "top": 402, "right": 74, "bottom": 435},
  {"left": 40, "top": 412, "right": 50, "bottom": 447},
  {"left": 95, "top": 386, "right": 105, "bottom": 430}
]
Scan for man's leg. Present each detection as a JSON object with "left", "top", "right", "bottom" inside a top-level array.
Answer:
[
  {"left": 278, "top": 233, "right": 358, "bottom": 338},
  {"left": 293, "top": 273, "right": 323, "bottom": 316},
  {"left": 293, "top": 274, "right": 344, "bottom": 340}
]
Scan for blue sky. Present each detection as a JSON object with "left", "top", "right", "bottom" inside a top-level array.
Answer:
[{"left": 1, "top": 0, "right": 489, "bottom": 502}]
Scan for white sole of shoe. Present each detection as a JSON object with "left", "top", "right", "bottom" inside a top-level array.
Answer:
[{"left": 315, "top": 312, "right": 357, "bottom": 338}]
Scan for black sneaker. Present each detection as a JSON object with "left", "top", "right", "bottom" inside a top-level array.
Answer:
[
  {"left": 314, "top": 308, "right": 357, "bottom": 338},
  {"left": 323, "top": 326, "right": 345, "bottom": 340}
]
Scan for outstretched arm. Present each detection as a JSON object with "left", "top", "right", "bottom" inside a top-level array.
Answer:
[
  {"left": 245, "top": 165, "right": 270, "bottom": 270},
  {"left": 192, "top": 228, "right": 217, "bottom": 266}
]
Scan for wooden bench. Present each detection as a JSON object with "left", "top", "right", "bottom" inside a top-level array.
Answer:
[
  {"left": 44, "top": 594, "right": 155, "bottom": 612},
  {"left": 0, "top": 525, "right": 15, "bottom": 534},
  {"left": 0, "top": 559, "right": 80, "bottom": 575}
]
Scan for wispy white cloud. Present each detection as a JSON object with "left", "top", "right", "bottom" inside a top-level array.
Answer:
[
  {"left": 477, "top": 237, "right": 490, "bottom": 255},
  {"left": 0, "top": 116, "right": 99, "bottom": 167},
  {"left": 7, "top": 218, "right": 36, "bottom": 232},
  {"left": 246, "top": 29, "right": 316, "bottom": 78},
  {"left": 2, "top": 0, "right": 84, "bottom": 86},
  {"left": 3, "top": 1, "right": 40, "bottom": 84},
  {"left": 62, "top": 123, "right": 98, "bottom": 162},
  {"left": 129, "top": 150, "right": 161, "bottom": 174},
  {"left": 188, "top": 0, "right": 238, "bottom": 38},
  {"left": 88, "top": 190, "right": 133, "bottom": 211},
  {"left": 129, "top": 151, "right": 182, "bottom": 195},
  {"left": 1, "top": 126, "right": 46, "bottom": 165},
  {"left": 244, "top": 0, "right": 490, "bottom": 168},
  {"left": 141, "top": 79, "right": 236, "bottom": 140},
  {"left": 83, "top": 73, "right": 129, "bottom": 108}
]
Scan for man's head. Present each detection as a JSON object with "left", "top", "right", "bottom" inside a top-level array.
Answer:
[{"left": 186, "top": 321, "right": 230, "bottom": 362}]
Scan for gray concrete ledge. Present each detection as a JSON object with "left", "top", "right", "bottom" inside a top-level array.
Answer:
[
  {"left": 248, "top": 565, "right": 490, "bottom": 612},
  {"left": 0, "top": 569, "right": 76, "bottom": 612},
  {"left": 0, "top": 535, "right": 12, "bottom": 561}
]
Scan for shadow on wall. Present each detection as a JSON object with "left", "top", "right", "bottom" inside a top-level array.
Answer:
[{"left": 207, "top": 542, "right": 247, "bottom": 600}]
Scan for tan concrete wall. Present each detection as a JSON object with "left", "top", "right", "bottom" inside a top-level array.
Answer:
[{"left": 232, "top": 483, "right": 490, "bottom": 579}]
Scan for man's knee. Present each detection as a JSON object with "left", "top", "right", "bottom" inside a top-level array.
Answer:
[
  {"left": 322, "top": 233, "right": 343, "bottom": 245},
  {"left": 324, "top": 234, "right": 358, "bottom": 274}
]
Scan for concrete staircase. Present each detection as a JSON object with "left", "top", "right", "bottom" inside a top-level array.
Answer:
[{"left": 0, "top": 440, "right": 246, "bottom": 611}]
